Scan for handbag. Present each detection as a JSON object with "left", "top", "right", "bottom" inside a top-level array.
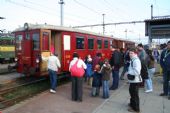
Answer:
[
  {"left": 127, "top": 74, "right": 135, "bottom": 80},
  {"left": 70, "top": 60, "right": 85, "bottom": 77}
]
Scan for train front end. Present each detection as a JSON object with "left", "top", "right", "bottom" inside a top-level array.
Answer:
[{"left": 14, "top": 23, "right": 51, "bottom": 76}]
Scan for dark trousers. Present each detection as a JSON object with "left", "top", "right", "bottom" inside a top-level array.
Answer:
[
  {"left": 163, "top": 70, "right": 170, "bottom": 95},
  {"left": 129, "top": 83, "right": 140, "bottom": 112},
  {"left": 110, "top": 70, "right": 119, "bottom": 89},
  {"left": 72, "top": 76, "right": 83, "bottom": 101}
]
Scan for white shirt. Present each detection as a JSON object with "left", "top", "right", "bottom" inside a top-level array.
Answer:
[
  {"left": 47, "top": 55, "right": 61, "bottom": 71},
  {"left": 69, "top": 57, "right": 87, "bottom": 71}
]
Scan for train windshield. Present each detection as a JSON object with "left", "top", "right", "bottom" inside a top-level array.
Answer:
[
  {"left": 16, "top": 35, "right": 23, "bottom": 50},
  {"left": 32, "top": 33, "right": 40, "bottom": 50},
  {"left": 42, "top": 32, "right": 49, "bottom": 51},
  {"left": 0, "top": 38, "right": 15, "bottom": 46}
]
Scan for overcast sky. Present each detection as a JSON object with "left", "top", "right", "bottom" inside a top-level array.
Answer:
[{"left": 1, "top": 0, "right": 170, "bottom": 44}]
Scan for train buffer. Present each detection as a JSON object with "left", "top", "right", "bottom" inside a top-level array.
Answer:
[{"left": 1, "top": 75, "right": 170, "bottom": 113}]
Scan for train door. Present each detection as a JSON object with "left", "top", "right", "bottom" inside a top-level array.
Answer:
[
  {"left": 51, "top": 31, "right": 62, "bottom": 72},
  {"left": 21, "top": 32, "right": 32, "bottom": 74},
  {"left": 62, "top": 32, "right": 72, "bottom": 71},
  {"left": 15, "top": 33, "right": 23, "bottom": 73},
  {"left": 40, "top": 30, "right": 51, "bottom": 75}
]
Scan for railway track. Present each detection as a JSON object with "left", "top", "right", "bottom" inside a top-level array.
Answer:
[
  {"left": 0, "top": 63, "right": 16, "bottom": 74},
  {"left": 0, "top": 73, "right": 70, "bottom": 110}
]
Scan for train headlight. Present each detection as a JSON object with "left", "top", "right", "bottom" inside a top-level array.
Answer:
[
  {"left": 36, "top": 58, "right": 40, "bottom": 63},
  {"left": 15, "top": 58, "right": 18, "bottom": 62}
]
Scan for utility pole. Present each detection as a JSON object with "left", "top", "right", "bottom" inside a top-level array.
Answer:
[
  {"left": 59, "top": 0, "right": 64, "bottom": 26},
  {"left": 102, "top": 14, "right": 105, "bottom": 35},
  {"left": 151, "top": 4, "right": 153, "bottom": 19}
]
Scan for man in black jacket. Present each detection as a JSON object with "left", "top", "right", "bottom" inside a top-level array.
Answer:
[{"left": 109, "top": 46, "right": 122, "bottom": 90}]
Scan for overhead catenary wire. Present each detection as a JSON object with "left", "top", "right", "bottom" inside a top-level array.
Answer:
[
  {"left": 73, "top": 20, "right": 144, "bottom": 28},
  {"left": 6, "top": 0, "right": 95, "bottom": 25}
]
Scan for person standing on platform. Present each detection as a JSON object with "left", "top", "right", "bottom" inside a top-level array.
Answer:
[
  {"left": 84, "top": 54, "right": 93, "bottom": 85},
  {"left": 91, "top": 64, "right": 102, "bottom": 97},
  {"left": 42, "top": 53, "right": 61, "bottom": 93},
  {"left": 126, "top": 47, "right": 142, "bottom": 113},
  {"left": 160, "top": 41, "right": 170, "bottom": 99},
  {"left": 137, "top": 43, "right": 148, "bottom": 88},
  {"left": 100, "top": 59, "right": 112, "bottom": 99},
  {"left": 145, "top": 49, "right": 155, "bottom": 93},
  {"left": 109, "top": 46, "right": 121, "bottom": 90},
  {"left": 69, "top": 52, "right": 87, "bottom": 102},
  {"left": 120, "top": 48, "right": 130, "bottom": 80},
  {"left": 92, "top": 53, "right": 102, "bottom": 70}
]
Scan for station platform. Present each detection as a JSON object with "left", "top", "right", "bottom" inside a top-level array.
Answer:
[{"left": 2, "top": 75, "right": 169, "bottom": 113}]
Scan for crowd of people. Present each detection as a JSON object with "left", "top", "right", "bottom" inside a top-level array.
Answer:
[{"left": 42, "top": 41, "right": 170, "bottom": 113}]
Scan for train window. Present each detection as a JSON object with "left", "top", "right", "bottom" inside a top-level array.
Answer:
[
  {"left": 25, "top": 33, "right": 30, "bottom": 40},
  {"left": 42, "top": 32, "right": 49, "bottom": 51},
  {"left": 104, "top": 40, "right": 108, "bottom": 48},
  {"left": 88, "top": 38, "right": 94, "bottom": 49},
  {"left": 97, "top": 39, "right": 102, "bottom": 49},
  {"left": 32, "top": 33, "right": 40, "bottom": 50},
  {"left": 64, "top": 35, "right": 70, "bottom": 50},
  {"left": 76, "top": 36, "right": 84, "bottom": 49},
  {"left": 16, "top": 35, "right": 23, "bottom": 50},
  {"left": 110, "top": 40, "right": 113, "bottom": 48}
]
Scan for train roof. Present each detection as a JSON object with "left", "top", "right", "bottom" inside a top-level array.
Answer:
[{"left": 13, "top": 23, "right": 133, "bottom": 42}]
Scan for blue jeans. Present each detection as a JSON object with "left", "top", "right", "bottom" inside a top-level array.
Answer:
[
  {"left": 111, "top": 70, "right": 119, "bottom": 89},
  {"left": 145, "top": 68, "right": 155, "bottom": 91},
  {"left": 103, "top": 80, "right": 109, "bottom": 98},
  {"left": 48, "top": 69, "right": 57, "bottom": 90}
]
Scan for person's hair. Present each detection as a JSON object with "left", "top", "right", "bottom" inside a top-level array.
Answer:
[
  {"left": 73, "top": 52, "right": 79, "bottom": 58},
  {"left": 97, "top": 53, "right": 102, "bottom": 57},
  {"left": 54, "top": 53, "right": 58, "bottom": 56},
  {"left": 104, "top": 58, "right": 109, "bottom": 63},
  {"left": 146, "top": 50, "right": 154, "bottom": 61},
  {"left": 167, "top": 41, "right": 170, "bottom": 44},
  {"left": 129, "top": 47, "right": 137, "bottom": 53},
  {"left": 137, "top": 43, "right": 143, "bottom": 48}
]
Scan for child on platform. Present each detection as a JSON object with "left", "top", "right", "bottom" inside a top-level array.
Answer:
[{"left": 91, "top": 64, "right": 102, "bottom": 97}]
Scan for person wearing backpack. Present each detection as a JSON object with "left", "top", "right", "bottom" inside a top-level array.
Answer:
[{"left": 69, "top": 52, "right": 87, "bottom": 102}]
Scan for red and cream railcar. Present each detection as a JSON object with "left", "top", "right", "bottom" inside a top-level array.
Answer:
[{"left": 14, "top": 23, "right": 123, "bottom": 76}]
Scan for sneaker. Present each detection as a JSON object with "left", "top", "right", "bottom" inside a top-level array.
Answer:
[
  {"left": 50, "top": 89, "right": 56, "bottom": 93},
  {"left": 145, "top": 89, "right": 153, "bottom": 93}
]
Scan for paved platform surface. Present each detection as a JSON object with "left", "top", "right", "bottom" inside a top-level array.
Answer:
[{"left": 2, "top": 75, "right": 170, "bottom": 113}]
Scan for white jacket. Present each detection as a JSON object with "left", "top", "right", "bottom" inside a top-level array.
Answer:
[{"left": 128, "top": 56, "right": 142, "bottom": 83}]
